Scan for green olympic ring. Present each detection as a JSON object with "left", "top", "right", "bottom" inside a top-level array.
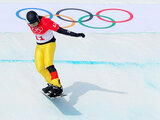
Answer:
[{"left": 78, "top": 15, "right": 116, "bottom": 29}]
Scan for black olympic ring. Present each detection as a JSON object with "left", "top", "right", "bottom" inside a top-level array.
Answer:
[{"left": 56, "top": 8, "right": 94, "bottom": 23}]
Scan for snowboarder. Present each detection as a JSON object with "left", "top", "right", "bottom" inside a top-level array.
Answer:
[{"left": 26, "top": 10, "right": 85, "bottom": 97}]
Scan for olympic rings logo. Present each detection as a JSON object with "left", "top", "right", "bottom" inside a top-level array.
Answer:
[
  {"left": 16, "top": 8, "right": 133, "bottom": 29},
  {"left": 32, "top": 27, "right": 43, "bottom": 33}
]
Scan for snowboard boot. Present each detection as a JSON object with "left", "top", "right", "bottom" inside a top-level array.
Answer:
[
  {"left": 42, "top": 83, "right": 53, "bottom": 93},
  {"left": 48, "top": 86, "right": 63, "bottom": 97}
]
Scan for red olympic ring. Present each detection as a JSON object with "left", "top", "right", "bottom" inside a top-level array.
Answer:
[{"left": 96, "top": 8, "right": 133, "bottom": 23}]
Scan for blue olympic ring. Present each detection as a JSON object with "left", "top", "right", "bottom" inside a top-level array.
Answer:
[{"left": 16, "top": 8, "right": 53, "bottom": 20}]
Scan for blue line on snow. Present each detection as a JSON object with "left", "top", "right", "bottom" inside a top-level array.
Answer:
[
  {"left": 146, "top": 82, "right": 157, "bottom": 89},
  {"left": 0, "top": 59, "right": 160, "bottom": 66}
]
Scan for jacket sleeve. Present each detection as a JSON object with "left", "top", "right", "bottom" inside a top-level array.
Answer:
[
  {"left": 56, "top": 27, "right": 79, "bottom": 36},
  {"left": 56, "top": 27, "right": 85, "bottom": 38}
]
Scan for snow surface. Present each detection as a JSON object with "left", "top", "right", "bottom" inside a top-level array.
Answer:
[{"left": 0, "top": 0, "right": 160, "bottom": 120}]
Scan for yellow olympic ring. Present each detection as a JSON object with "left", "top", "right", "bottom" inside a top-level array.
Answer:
[{"left": 44, "top": 14, "right": 75, "bottom": 28}]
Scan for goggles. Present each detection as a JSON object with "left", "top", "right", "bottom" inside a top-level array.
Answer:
[{"left": 29, "top": 21, "right": 39, "bottom": 27}]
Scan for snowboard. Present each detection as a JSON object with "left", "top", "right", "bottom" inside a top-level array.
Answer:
[{"left": 41, "top": 91, "right": 67, "bottom": 99}]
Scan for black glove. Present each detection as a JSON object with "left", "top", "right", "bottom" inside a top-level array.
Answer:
[{"left": 76, "top": 33, "right": 85, "bottom": 38}]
